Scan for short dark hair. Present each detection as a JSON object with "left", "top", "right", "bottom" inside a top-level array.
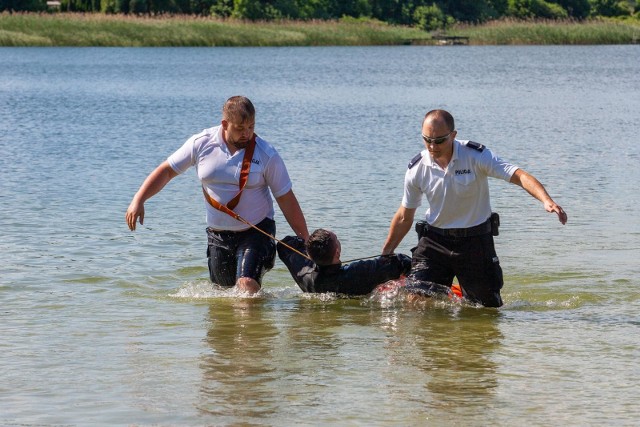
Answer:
[
  {"left": 305, "top": 229, "right": 337, "bottom": 266},
  {"left": 223, "top": 96, "right": 255, "bottom": 123},
  {"left": 424, "top": 109, "right": 455, "bottom": 132}
]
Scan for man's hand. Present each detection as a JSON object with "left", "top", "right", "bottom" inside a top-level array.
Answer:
[
  {"left": 124, "top": 161, "right": 178, "bottom": 231},
  {"left": 126, "top": 199, "right": 144, "bottom": 231},
  {"left": 544, "top": 200, "right": 568, "bottom": 225}
]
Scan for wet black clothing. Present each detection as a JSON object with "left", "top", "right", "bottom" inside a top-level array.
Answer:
[
  {"left": 277, "top": 236, "right": 411, "bottom": 296},
  {"left": 206, "top": 217, "right": 276, "bottom": 287},
  {"left": 411, "top": 227, "right": 503, "bottom": 307}
]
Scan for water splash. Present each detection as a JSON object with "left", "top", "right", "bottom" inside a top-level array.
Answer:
[
  {"left": 364, "top": 279, "right": 478, "bottom": 310},
  {"left": 169, "top": 280, "right": 302, "bottom": 300},
  {"left": 170, "top": 281, "right": 258, "bottom": 299}
]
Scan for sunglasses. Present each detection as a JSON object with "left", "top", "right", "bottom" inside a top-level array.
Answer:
[{"left": 422, "top": 130, "right": 454, "bottom": 145}]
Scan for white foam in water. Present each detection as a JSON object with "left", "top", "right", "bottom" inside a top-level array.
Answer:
[
  {"left": 263, "top": 286, "right": 303, "bottom": 299},
  {"left": 170, "top": 281, "right": 256, "bottom": 299},
  {"left": 300, "top": 291, "right": 339, "bottom": 302},
  {"left": 367, "top": 280, "right": 404, "bottom": 308},
  {"left": 169, "top": 281, "right": 302, "bottom": 300}
]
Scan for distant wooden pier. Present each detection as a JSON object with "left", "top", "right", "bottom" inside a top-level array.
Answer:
[
  {"left": 433, "top": 36, "right": 470, "bottom": 45},
  {"left": 404, "top": 36, "right": 470, "bottom": 46}
]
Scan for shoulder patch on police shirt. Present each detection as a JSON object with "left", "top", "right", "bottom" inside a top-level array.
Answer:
[
  {"left": 408, "top": 153, "right": 422, "bottom": 169},
  {"left": 466, "top": 141, "right": 485, "bottom": 152}
]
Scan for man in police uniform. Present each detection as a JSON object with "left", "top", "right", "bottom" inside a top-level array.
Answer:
[
  {"left": 126, "top": 96, "right": 309, "bottom": 294},
  {"left": 381, "top": 109, "right": 567, "bottom": 307},
  {"left": 278, "top": 229, "right": 411, "bottom": 296}
]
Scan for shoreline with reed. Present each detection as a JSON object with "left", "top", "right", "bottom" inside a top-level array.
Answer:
[{"left": 1, "top": 12, "right": 638, "bottom": 47}]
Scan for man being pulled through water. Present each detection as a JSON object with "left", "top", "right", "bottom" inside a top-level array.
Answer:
[{"left": 277, "top": 228, "right": 411, "bottom": 296}]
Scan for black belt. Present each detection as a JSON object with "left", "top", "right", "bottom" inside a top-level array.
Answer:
[{"left": 416, "top": 218, "right": 492, "bottom": 238}]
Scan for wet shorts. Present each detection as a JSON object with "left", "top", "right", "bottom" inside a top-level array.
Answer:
[{"left": 206, "top": 217, "right": 276, "bottom": 288}]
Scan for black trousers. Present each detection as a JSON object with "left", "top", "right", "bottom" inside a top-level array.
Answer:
[
  {"left": 410, "top": 231, "right": 504, "bottom": 307},
  {"left": 206, "top": 218, "right": 276, "bottom": 288}
]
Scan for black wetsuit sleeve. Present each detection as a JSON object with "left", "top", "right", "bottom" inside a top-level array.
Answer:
[
  {"left": 276, "top": 236, "right": 316, "bottom": 292},
  {"left": 320, "top": 253, "right": 412, "bottom": 296}
]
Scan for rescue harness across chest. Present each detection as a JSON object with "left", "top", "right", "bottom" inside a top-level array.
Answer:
[
  {"left": 201, "top": 134, "right": 312, "bottom": 261},
  {"left": 201, "top": 134, "right": 256, "bottom": 219}
]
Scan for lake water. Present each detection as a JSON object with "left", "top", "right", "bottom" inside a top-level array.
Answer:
[{"left": 1, "top": 45, "right": 639, "bottom": 425}]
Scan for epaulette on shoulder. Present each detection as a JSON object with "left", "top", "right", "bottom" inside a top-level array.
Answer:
[
  {"left": 408, "top": 152, "right": 422, "bottom": 169},
  {"left": 466, "top": 141, "right": 485, "bottom": 152}
]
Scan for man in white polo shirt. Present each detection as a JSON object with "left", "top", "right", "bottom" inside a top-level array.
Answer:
[
  {"left": 381, "top": 109, "right": 567, "bottom": 307},
  {"left": 126, "top": 96, "right": 309, "bottom": 294}
]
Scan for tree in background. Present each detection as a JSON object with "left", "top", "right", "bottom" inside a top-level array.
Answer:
[
  {"left": 589, "top": 0, "right": 634, "bottom": 16},
  {"left": 1, "top": 0, "right": 46, "bottom": 11},
  {"left": 368, "top": 0, "right": 405, "bottom": 23},
  {"left": 507, "top": 0, "right": 569, "bottom": 18},
  {"left": 229, "top": 0, "right": 300, "bottom": 19},
  {"left": 100, "top": 0, "right": 120, "bottom": 12},
  {"left": 556, "top": 0, "right": 591, "bottom": 17},
  {"left": 230, "top": 0, "right": 261, "bottom": 19},
  {"left": 59, "top": 0, "right": 97, "bottom": 11},
  {"left": 208, "top": 0, "right": 232, "bottom": 16},
  {"left": 1, "top": 0, "right": 638, "bottom": 20},
  {"left": 296, "top": 0, "right": 332, "bottom": 19},
  {"left": 334, "top": 0, "right": 372, "bottom": 18},
  {"left": 442, "top": 0, "right": 503, "bottom": 22},
  {"left": 413, "top": 3, "right": 448, "bottom": 30}
]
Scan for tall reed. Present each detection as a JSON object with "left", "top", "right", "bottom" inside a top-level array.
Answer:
[
  {"left": 1, "top": 13, "right": 638, "bottom": 47},
  {"left": 0, "top": 13, "right": 429, "bottom": 47},
  {"left": 452, "top": 18, "right": 640, "bottom": 45}
]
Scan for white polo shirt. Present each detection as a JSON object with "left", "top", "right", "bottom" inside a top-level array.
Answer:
[
  {"left": 403, "top": 139, "right": 519, "bottom": 229},
  {"left": 168, "top": 126, "right": 292, "bottom": 231}
]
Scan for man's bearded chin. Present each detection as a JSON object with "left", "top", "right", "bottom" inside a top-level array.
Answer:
[{"left": 229, "top": 138, "right": 249, "bottom": 149}]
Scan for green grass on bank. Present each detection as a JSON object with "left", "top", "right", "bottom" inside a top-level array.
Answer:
[
  {"left": 451, "top": 18, "right": 640, "bottom": 45},
  {"left": 0, "top": 13, "right": 430, "bottom": 47},
  {"left": 0, "top": 12, "right": 639, "bottom": 47}
]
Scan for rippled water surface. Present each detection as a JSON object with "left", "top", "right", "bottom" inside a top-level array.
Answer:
[{"left": 1, "top": 45, "right": 639, "bottom": 426}]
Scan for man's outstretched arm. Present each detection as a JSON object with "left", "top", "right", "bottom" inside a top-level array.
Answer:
[
  {"left": 125, "top": 161, "right": 178, "bottom": 231},
  {"left": 510, "top": 169, "right": 567, "bottom": 225}
]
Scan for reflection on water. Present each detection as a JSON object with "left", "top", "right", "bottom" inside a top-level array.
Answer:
[
  {"left": 367, "top": 304, "right": 503, "bottom": 421},
  {"left": 415, "top": 310, "right": 501, "bottom": 409},
  {"left": 199, "top": 299, "right": 279, "bottom": 420},
  {"left": 196, "top": 293, "right": 504, "bottom": 424}
]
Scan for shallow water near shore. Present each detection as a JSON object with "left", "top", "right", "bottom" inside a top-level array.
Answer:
[{"left": 1, "top": 45, "right": 639, "bottom": 425}]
